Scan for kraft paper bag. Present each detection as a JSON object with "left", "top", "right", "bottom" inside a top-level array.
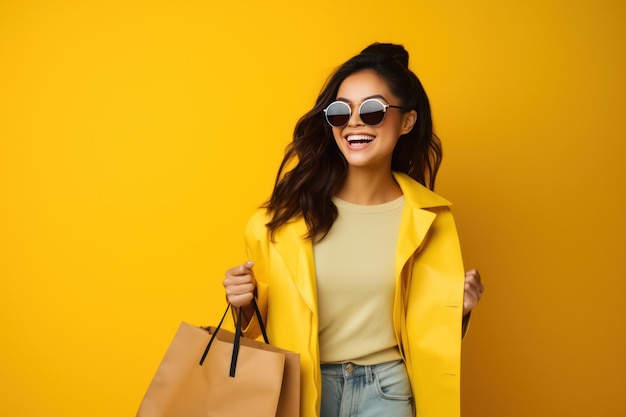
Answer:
[{"left": 137, "top": 302, "right": 300, "bottom": 417}]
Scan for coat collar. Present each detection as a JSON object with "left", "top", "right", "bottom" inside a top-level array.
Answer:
[
  {"left": 392, "top": 171, "right": 452, "bottom": 210},
  {"left": 272, "top": 172, "right": 452, "bottom": 313}
]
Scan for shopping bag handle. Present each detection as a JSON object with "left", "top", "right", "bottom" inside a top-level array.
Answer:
[{"left": 198, "top": 299, "right": 269, "bottom": 377}]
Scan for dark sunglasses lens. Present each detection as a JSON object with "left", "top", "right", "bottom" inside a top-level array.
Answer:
[
  {"left": 325, "top": 102, "right": 351, "bottom": 127},
  {"left": 360, "top": 100, "right": 386, "bottom": 125}
]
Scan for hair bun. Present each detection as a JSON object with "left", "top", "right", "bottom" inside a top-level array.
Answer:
[{"left": 360, "top": 42, "right": 409, "bottom": 68}]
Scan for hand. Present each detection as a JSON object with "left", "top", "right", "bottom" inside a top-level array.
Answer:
[
  {"left": 223, "top": 261, "right": 256, "bottom": 307},
  {"left": 463, "top": 269, "right": 484, "bottom": 317}
]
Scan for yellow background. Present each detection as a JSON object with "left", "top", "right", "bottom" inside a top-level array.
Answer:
[{"left": 1, "top": 1, "right": 624, "bottom": 416}]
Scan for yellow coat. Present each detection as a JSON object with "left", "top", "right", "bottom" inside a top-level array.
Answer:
[{"left": 241, "top": 172, "right": 466, "bottom": 417}]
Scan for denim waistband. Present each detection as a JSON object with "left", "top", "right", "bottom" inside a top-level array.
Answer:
[{"left": 320, "top": 360, "right": 403, "bottom": 380}]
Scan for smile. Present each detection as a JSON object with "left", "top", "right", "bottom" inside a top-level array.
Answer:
[{"left": 346, "top": 134, "right": 375, "bottom": 144}]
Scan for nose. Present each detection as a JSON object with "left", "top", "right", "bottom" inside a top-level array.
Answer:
[{"left": 347, "top": 104, "right": 364, "bottom": 126}]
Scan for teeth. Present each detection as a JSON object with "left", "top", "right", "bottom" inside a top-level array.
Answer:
[{"left": 347, "top": 135, "right": 374, "bottom": 143}]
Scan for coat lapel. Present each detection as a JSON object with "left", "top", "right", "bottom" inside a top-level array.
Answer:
[
  {"left": 273, "top": 217, "right": 318, "bottom": 313},
  {"left": 393, "top": 172, "right": 452, "bottom": 268},
  {"left": 396, "top": 205, "right": 437, "bottom": 270}
]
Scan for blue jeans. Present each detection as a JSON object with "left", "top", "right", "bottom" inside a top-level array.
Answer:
[{"left": 320, "top": 360, "right": 414, "bottom": 417}]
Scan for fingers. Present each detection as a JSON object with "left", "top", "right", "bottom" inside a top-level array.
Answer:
[
  {"left": 465, "top": 269, "right": 484, "bottom": 293},
  {"left": 463, "top": 269, "right": 484, "bottom": 317},
  {"left": 223, "top": 261, "right": 256, "bottom": 307}
]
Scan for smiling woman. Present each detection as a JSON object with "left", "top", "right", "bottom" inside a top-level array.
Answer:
[
  {"left": 329, "top": 70, "right": 416, "bottom": 183},
  {"left": 222, "top": 43, "right": 484, "bottom": 417}
]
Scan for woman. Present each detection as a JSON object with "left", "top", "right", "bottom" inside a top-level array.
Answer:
[{"left": 223, "top": 43, "right": 483, "bottom": 417}]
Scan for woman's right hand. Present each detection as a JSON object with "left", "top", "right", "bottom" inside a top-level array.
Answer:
[{"left": 223, "top": 261, "right": 256, "bottom": 307}]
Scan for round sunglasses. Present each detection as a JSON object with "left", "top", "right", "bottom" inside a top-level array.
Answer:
[{"left": 323, "top": 98, "right": 408, "bottom": 128}]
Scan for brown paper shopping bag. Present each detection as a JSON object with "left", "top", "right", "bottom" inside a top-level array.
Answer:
[{"left": 136, "top": 301, "right": 300, "bottom": 417}]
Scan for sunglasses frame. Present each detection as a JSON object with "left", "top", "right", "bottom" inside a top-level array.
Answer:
[{"left": 323, "top": 98, "right": 408, "bottom": 128}]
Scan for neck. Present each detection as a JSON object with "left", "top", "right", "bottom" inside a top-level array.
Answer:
[{"left": 335, "top": 168, "right": 402, "bottom": 205}]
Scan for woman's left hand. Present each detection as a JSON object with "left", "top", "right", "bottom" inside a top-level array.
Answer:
[{"left": 463, "top": 269, "right": 484, "bottom": 317}]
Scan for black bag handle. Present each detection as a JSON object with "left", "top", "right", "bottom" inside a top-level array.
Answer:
[{"left": 199, "top": 299, "right": 269, "bottom": 378}]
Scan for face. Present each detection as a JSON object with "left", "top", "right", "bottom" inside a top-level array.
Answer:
[{"left": 330, "top": 70, "right": 416, "bottom": 172}]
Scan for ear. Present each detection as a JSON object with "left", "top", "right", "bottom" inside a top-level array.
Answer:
[{"left": 400, "top": 110, "right": 417, "bottom": 135}]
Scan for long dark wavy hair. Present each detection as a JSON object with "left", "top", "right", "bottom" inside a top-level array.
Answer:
[{"left": 265, "top": 43, "right": 442, "bottom": 240}]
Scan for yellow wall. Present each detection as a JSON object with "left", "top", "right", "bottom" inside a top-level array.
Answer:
[{"left": 1, "top": 1, "right": 624, "bottom": 416}]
